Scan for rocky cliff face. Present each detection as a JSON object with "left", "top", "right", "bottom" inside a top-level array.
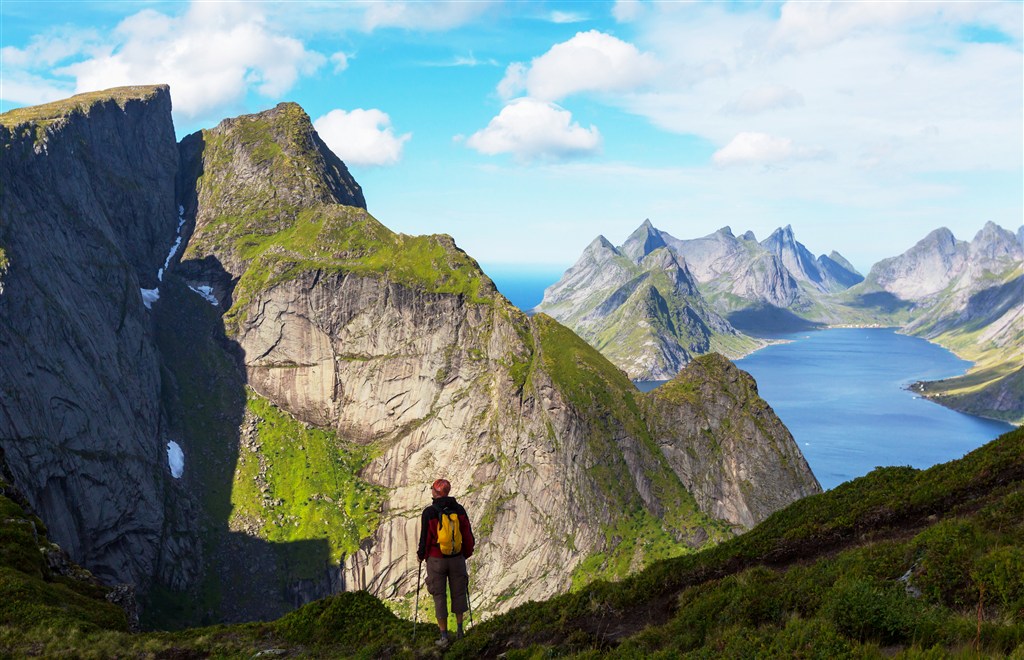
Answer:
[
  {"left": 535, "top": 221, "right": 759, "bottom": 380},
  {"left": 760, "top": 225, "right": 863, "bottom": 294},
  {"left": 1, "top": 87, "right": 822, "bottom": 627},
  {"left": 646, "top": 354, "right": 821, "bottom": 528},
  {"left": 642, "top": 223, "right": 862, "bottom": 329},
  {"left": 0, "top": 86, "right": 200, "bottom": 593},
  {"left": 538, "top": 220, "right": 866, "bottom": 378},
  {"left": 180, "top": 104, "right": 820, "bottom": 616}
]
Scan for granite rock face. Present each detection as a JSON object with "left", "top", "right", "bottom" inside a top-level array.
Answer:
[
  {"left": 0, "top": 87, "right": 822, "bottom": 625},
  {"left": 0, "top": 86, "right": 200, "bottom": 592},
  {"left": 182, "top": 105, "right": 821, "bottom": 616}
]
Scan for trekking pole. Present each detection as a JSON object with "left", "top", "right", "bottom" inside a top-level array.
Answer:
[
  {"left": 466, "top": 568, "right": 474, "bottom": 630},
  {"left": 413, "top": 561, "right": 422, "bottom": 641}
]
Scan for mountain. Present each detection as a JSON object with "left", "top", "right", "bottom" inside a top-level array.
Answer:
[
  {"left": 760, "top": 224, "right": 861, "bottom": 294},
  {"left": 3, "top": 424, "right": 1019, "bottom": 656},
  {"left": 854, "top": 223, "right": 1023, "bottom": 423},
  {"left": 535, "top": 221, "right": 762, "bottom": 379},
  {"left": 664, "top": 224, "right": 863, "bottom": 329},
  {"left": 0, "top": 86, "right": 198, "bottom": 594},
  {"left": 538, "top": 221, "right": 865, "bottom": 378},
  {"left": 0, "top": 87, "right": 820, "bottom": 627}
]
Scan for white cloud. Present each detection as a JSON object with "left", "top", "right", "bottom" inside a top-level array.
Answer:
[
  {"left": 721, "top": 85, "right": 804, "bottom": 115},
  {"left": 497, "top": 30, "right": 659, "bottom": 101},
  {"left": 550, "top": 11, "right": 587, "bottom": 24},
  {"left": 331, "top": 52, "right": 350, "bottom": 73},
  {"left": 713, "top": 132, "right": 829, "bottom": 167},
  {"left": 313, "top": 108, "right": 411, "bottom": 167},
  {"left": 0, "top": 70, "right": 73, "bottom": 107},
  {"left": 609, "top": 1, "right": 1022, "bottom": 177},
  {"left": 422, "top": 52, "right": 499, "bottom": 68},
  {"left": 613, "top": 0, "right": 645, "bottom": 23},
  {"left": 5, "top": 3, "right": 324, "bottom": 120},
  {"left": 466, "top": 98, "right": 601, "bottom": 163},
  {"left": 360, "top": 1, "right": 495, "bottom": 31}
]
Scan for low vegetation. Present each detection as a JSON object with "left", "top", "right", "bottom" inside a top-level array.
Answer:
[
  {"left": 1, "top": 427, "right": 1020, "bottom": 656},
  {"left": 0, "top": 85, "right": 165, "bottom": 144},
  {"left": 231, "top": 390, "right": 388, "bottom": 575}
]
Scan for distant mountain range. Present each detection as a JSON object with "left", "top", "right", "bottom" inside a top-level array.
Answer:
[
  {"left": 537, "top": 220, "right": 1022, "bottom": 424},
  {"left": 535, "top": 222, "right": 761, "bottom": 380}
]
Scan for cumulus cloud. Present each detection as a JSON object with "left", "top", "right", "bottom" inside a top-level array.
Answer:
[
  {"left": 4, "top": 3, "right": 323, "bottom": 119},
  {"left": 721, "top": 85, "right": 804, "bottom": 115},
  {"left": 466, "top": 98, "right": 601, "bottom": 163},
  {"left": 313, "top": 108, "right": 411, "bottom": 167},
  {"left": 497, "top": 30, "right": 659, "bottom": 101},
  {"left": 713, "top": 132, "right": 829, "bottom": 167}
]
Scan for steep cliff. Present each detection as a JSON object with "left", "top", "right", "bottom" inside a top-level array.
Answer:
[
  {"left": 0, "top": 86, "right": 200, "bottom": 594},
  {"left": 178, "top": 103, "right": 820, "bottom": 618},
  {"left": 0, "top": 87, "right": 821, "bottom": 628}
]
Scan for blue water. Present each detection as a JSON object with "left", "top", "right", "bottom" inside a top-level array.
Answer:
[
  {"left": 484, "top": 266, "right": 564, "bottom": 313},
  {"left": 641, "top": 328, "right": 1014, "bottom": 490},
  {"left": 486, "top": 272, "right": 1015, "bottom": 490}
]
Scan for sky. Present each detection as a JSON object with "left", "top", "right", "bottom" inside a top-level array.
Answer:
[{"left": 2, "top": 0, "right": 1022, "bottom": 276}]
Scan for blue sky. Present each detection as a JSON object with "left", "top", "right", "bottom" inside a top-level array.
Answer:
[{"left": 2, "top": 1, "right": 1021, "bottom": 275}]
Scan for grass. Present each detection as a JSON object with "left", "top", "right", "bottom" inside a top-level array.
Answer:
[
  {"left": 534, "top": 313, "right": 733, "bottom": 581},
  {"left": 2, "top": 424, "right": 1020, "bottom": 657},
  {"left": 231, "top": 389, "right": 388, "bottom": 574},
  {"left": 0, "top": 85, "right": 166, "bottom": 144},
  {"left": 181, "top": 104, "right": 495, "bottom": 335},
  {"left": 447, "top": 426, "right": 1024, "bottom": 659}
]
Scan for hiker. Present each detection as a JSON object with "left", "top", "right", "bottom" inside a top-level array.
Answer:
[{"left": 417, "top": 478, "right": 475, "bottom": 647}]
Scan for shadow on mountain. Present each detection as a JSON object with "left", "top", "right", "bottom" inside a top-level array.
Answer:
[
  {"left": 149, "top": 272, "right": 336, "bottom": 629},
  {"left": 958, "top": 275, "right": 1023, "bottom": 332},
  {"left": 142, "top": 156, "right": 338, "bottom": 627},
  {"left": 844, "top": 291, "right": 915, "bottom": 314},
  {"left": 727, "top": 303, "right": 824, "bottom": 337}
]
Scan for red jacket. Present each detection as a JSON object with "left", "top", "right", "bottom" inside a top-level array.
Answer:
[{"left": 417, "top": 496, "right": 474, "bottom": 560}]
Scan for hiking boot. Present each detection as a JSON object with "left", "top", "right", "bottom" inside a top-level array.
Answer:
[
  {"left": 456, "top": 628, "right": 464, "bottom": 640},
  {"left": 435, "top": 632, "right": 450, "bottom": 648}
]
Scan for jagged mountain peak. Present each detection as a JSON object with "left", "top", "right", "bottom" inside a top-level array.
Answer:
[
  {"left": 182, "top": 102, "right": 365, "bottom": 216},
  {"left": 585, "top": 234, "right": 620, "bottom": 256},
  {"left": 621, "top": 218, "right": 667, "bottom": 262},
  {"left": 826, "top": 251, "right": 859, "bottom": 274},
  {"left": 740, "top": 230, "right": 757, "bottom": 241}
]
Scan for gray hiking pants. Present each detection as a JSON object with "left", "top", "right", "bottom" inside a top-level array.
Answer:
[{"left": 425, "top": 555, "right": 468, "bottom": 621}]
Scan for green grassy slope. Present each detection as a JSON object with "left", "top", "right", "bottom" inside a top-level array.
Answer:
[
  {"left": 3, "top": 428, "right": 1020, "bottom": 657},
  {"left": 452, "top": 426, "right": 1024, "bottom": 658},
  {"left": 534, "top": 315, "right": 734, "bottom": 587}
]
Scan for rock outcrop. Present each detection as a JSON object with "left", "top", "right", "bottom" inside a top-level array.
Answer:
[
  {"left": 645, "top": 354, "right": 821, "bottom": 527},
  {"left": 0, "top": 86, "right": 200, "bottom": 593}
]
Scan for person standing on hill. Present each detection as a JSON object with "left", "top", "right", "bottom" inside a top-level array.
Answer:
[{"left": 417, "top": 478, "right": 475, "bottom": 647}]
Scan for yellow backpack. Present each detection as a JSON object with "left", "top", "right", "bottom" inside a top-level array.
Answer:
[{"left": 435, "top": 505, "right": 463, "bottom": 556}]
